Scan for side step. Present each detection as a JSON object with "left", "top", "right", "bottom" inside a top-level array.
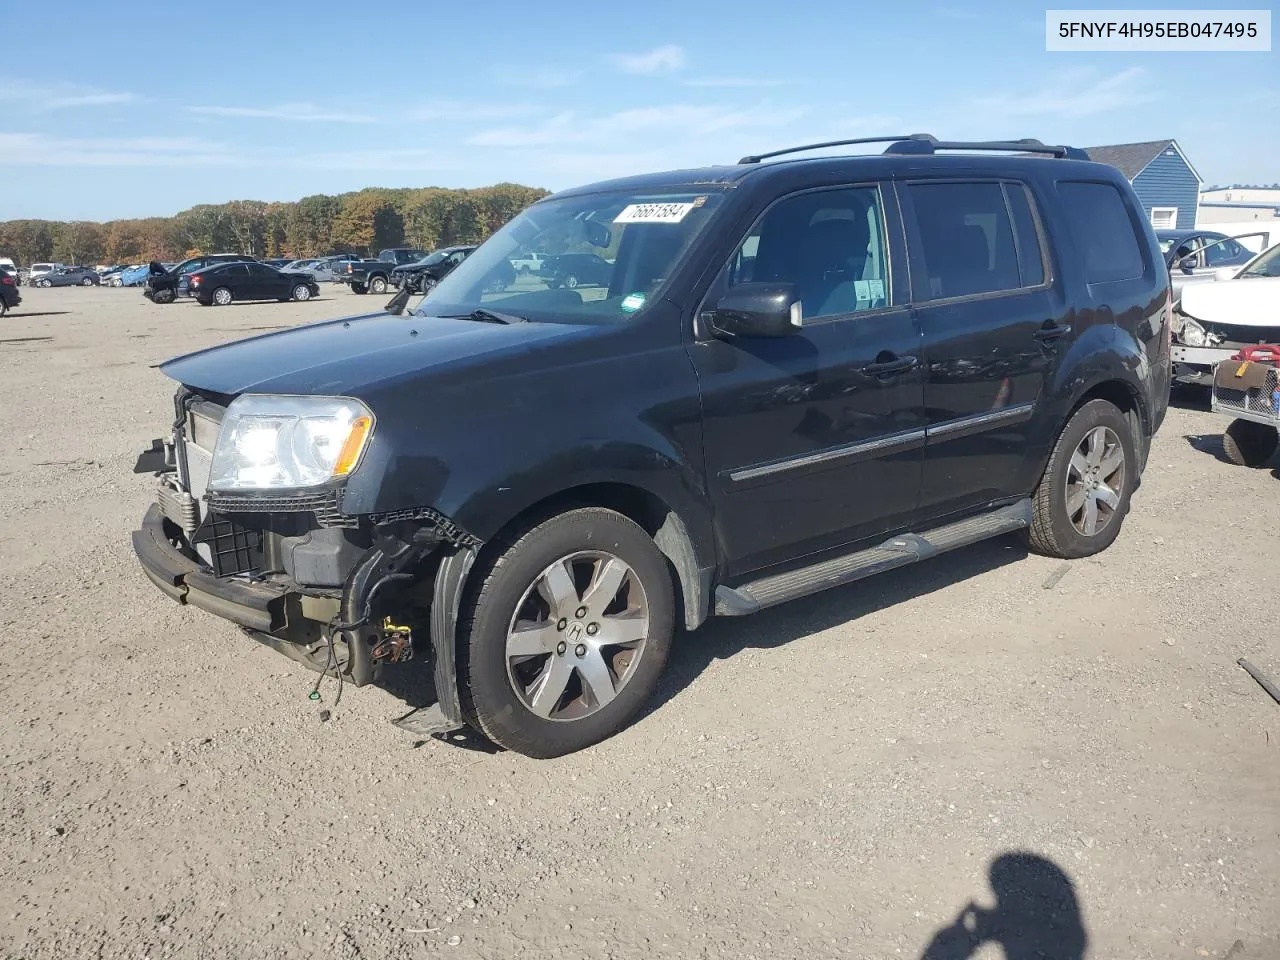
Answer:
[{"left": 714, "top": 499, "right": 1032, "bottom": 616}]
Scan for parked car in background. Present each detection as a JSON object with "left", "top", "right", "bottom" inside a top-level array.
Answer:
[
  {"left": 260, "top": 258, "right": 292, "bottom": 268},
  {"left": 542, "top": 252, "right": 613, "bottom": 289},
  {"left": 145, "top": 254, "right": 256, "bottom": 303},
  {"left": 188, "top": 261, "right": 321, "bottom": 306},
  {"left": 0, "top": 257, "right": 18, "bottom": 282},
  {"left": 98, "top": 265, "right": 129, "bottom": 285},
  {"left": 1158, "top": 228, "right": 1269, "bottom": 303},
  {"left": 1173, "top": 241, "right": 1280, "bottom": 385},
  {"left": 338, "top": 248, "right": 427, "bottom": 294},
  {"left": 0, "top": 269, "right": 20, "bottom": 315},
  {"left": 308, "top": 255, "right": 359, "bottom": 283},
  {"left": 508, "top": 252, "right": 546, "bottom": 275},
  {"left": 117, "top": 264, "right": 152, "bottom": 287},
  {"left": 37, "top": 265, "right": 100, "bottom": 287},
  {"left": 28, "top": 263, "right": 60, "bottom": 284},
  {"left": 389, "top": 246, "right": 479, "bottom": 292}
]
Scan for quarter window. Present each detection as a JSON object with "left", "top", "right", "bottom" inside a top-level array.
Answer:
[
  {"left": 1056, "top": 181, "right": 1146, "bottom": 284},
  {"left": 725, "top": 186, "right": 890, "bottom": 320},
  {"left": 908, "top": 181, "right": 1022, "bottom": 300}
]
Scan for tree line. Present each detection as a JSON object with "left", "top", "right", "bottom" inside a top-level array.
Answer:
[{"left": 0, "top": 182, "right": 551, "bottom": 267}]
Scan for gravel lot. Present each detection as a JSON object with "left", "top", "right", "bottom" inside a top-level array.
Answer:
[{"left": 1, "top": 284, "right": 1277, "bottom": 960}]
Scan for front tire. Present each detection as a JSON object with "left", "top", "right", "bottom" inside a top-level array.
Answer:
[
  {"left": 351, "top": 282, "right": 367, "bottom": 295},
  {"left": 82, "top": 277, "right": 93, "bottom": 286},
  {"left": 369, "top": 275, "right": 387, "bottom": 294},
  {"left": 1029, "top": 399, "right": 1137, "bottom": 559},
  {"left": 291, "top": 284, "right": 312, "bottom": 302},
  {"left": 1222, "top": 419, "right": 1278, "bottom": 467},
  {"left": 458, "top": 508, "right": 674, "bottom": 758},
  {"left": 153, "top": 287, "right": 175, "bottom": 304}
]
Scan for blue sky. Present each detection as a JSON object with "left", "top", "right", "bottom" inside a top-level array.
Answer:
[{"left": 3, "top": 0, "right": 1275, "bottom": 221}]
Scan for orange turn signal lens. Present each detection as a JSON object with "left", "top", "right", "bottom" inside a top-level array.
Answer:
[{"left": 332, "top": 415, "right": 373, "bottom": 476}]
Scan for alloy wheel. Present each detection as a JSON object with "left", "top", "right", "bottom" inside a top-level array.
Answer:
[
  {"left": 505, "top": 551, "right": 649, "bottom": 722},
  {"left": 213, "top": 287, "right": 232, "bottom": 306},
  {"left": 1065, "top": 425, "right": 1125, "bottom": 536}
]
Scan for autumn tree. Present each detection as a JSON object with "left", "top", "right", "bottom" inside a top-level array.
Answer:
[
  {"left": 0, "top": 179, "right": 549, "bottom": 265},
  {"left": 52, "top": 221, "right": 106, "bottom": 265}
]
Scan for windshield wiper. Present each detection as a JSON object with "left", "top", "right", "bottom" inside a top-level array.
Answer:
[{"left": 441, "top": 308, "right": 528, "bottom": 325}]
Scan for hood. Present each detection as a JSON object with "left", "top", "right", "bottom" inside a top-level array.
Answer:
[
  {"left": 159, "top": 309, "right": 595, "bottom": 396},
  {"left": 1180, "top": 276, "right": 1280, "bottom": 327}
]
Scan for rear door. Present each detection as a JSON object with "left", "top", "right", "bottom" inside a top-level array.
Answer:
[
  {"left": 243, "top": 262, "right": 281, "bottom": 299},
  {"left": 899, "top": 178, "right": 1063, "bottom": 523}
]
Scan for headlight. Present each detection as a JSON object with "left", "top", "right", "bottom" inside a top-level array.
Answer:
[
  {"left": 209, "top": 395, "right": 374, "bottom": 492},
  {"left": 1178, "top": 317, "right": 1208, "bottom": 347}
]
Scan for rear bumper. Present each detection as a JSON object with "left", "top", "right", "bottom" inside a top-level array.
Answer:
[{"left": 132, "top": 504, "right": 289, "bottom": 632}]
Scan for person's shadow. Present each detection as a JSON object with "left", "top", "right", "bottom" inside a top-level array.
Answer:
[{"left": 920, "top": 853, "right": 1086, "bottom": 960}]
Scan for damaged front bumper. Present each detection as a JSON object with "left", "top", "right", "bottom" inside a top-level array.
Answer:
[{"left": 131, "top": 500, "right": 477, "bottom": 734}]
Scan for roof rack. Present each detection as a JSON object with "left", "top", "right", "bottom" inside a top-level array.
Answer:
[
  {"left": 737, "top": 134, "right": 1089, "bottom": 165},
  {"left": 882, "top": 136, "right": 1090, "bottom": 160},
  {"left": 738, "top": 134, "right": 936, "bottom": 164}
]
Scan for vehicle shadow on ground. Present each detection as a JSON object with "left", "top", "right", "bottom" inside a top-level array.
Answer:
[
  {"left": 644, "top": 533, "right": 1027, "bottom": 721},
  {"left": 917, "top": 852, "right": 1086, "bottom": 960},
  {"left": 1168, "top": 383, "right": 1210, "bottom": 411},
  {"left": 3, "top": 311, "right": 71, "bottom": 318}
]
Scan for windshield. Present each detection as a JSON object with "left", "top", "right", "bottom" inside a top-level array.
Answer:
[
  {"left": 417, "top": 189, "right": 725, "bottom": 322},
  {"left": 1239, "top": 243, "right": 1280, "bottom": 279},
  {"left": 416, "top": 251, "right": 449, "bottom": 267}
]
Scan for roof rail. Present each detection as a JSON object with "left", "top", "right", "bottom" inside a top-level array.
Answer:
[
  {"left": 883, "top": 136, "right": 1090, "bottom": 160},
  {"left": 738, "top": 134, "right": 937, "bottom": 164}
]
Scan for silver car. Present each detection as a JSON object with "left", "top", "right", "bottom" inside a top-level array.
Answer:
[{"left": 1161, "top": 230, "right": 1271, "bottom": 303}]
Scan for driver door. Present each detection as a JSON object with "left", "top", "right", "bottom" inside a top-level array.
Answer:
[{"left": 688, "top": 182, "right": 925, "bottom": 577}]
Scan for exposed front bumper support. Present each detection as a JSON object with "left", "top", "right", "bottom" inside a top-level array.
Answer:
[{"left": 132, "top": 504, "right": 288, "bottom": 632}]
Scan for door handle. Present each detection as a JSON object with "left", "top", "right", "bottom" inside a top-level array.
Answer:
[
  {"left": 1034, "top": 323, "right": 1071, "bottom": 343},
  {"left": 861, "top": 355, "right": 918, "bottom": 378}
]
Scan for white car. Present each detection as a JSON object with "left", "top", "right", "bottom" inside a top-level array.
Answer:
[{"left": 1173, "top": 242, "right": 1280, "bottom": 385}]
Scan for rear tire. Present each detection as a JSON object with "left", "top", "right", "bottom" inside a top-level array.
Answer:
[
  {"left": 212, "top": 287, "right": 232, "bottom": 306},
  {"left": 369, "top": 275, "right": 387, "bottom": 294},
  {"left": 1222, "top": 419, "right": 1278, "bottom": 467},
  {"left": 351, "top": 282, "right": 367, "bottom": 295},
  {"left": 458, "top": 508, "right": 674, "bottom": 758},
  {"left": 1029, "top": 399, "right": 1137, "bottom": 559}
]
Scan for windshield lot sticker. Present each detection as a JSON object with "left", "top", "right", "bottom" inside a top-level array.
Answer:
[
  {"left": 614, "top": 202, "right": 695, "bottom": 224},
  {"left": 621, "top": 292, "right": 647, "bottom": 313}
]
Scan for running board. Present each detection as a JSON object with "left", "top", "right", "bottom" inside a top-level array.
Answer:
[{"left": 714, "top": 499, "right": 1032, "bottom": 616}]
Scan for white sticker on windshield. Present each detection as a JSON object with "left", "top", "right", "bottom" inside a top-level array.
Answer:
[
  {"left": 867, "top": 279, "right": 885, "bottom": 301},
  {"left": 613, "top": 202, "right": 696, "bottom": 224}
]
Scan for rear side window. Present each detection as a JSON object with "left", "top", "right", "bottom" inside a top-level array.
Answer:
[
  {"left": 1056, "top": 181, "right": 1145, "bottom": 283},
  {"left": 908, "top": 182, "right": 1021, "bottom": 300}
]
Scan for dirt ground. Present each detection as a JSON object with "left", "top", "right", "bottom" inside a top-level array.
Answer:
[{"left": 1, "top": 284, "right": 1277, "bottom": 960}]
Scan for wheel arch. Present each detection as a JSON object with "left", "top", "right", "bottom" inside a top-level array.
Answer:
[{"left": 471, "top": 480, "right": 711, "bottom": 632}]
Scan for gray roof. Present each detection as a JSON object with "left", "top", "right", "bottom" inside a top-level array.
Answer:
[{"left": 1083, "top": 140, "right": 1180, "bottom": 180}]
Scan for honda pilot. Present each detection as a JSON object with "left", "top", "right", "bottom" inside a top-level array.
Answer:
[{"left": 132, "top": 135, "right": 1172, "bottom": 757}]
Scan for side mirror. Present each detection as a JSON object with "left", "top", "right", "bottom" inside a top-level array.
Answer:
[
  {"left": 707, "top": 283, "right": 803, "bottom": 338},
  {"left": 1213, "top": 267, "right": 1237, "bottom": 282},
  {"left": 1178, "top": 256, "right": 1198, "bottom": 275}
]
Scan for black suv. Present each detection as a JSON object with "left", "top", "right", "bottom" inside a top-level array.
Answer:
[
  {"left": 144, "top": 254, "right": 256, "bottom": 304},
  {"left": 131, "top": 135, "right": 1171, "bottom": 757}
]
